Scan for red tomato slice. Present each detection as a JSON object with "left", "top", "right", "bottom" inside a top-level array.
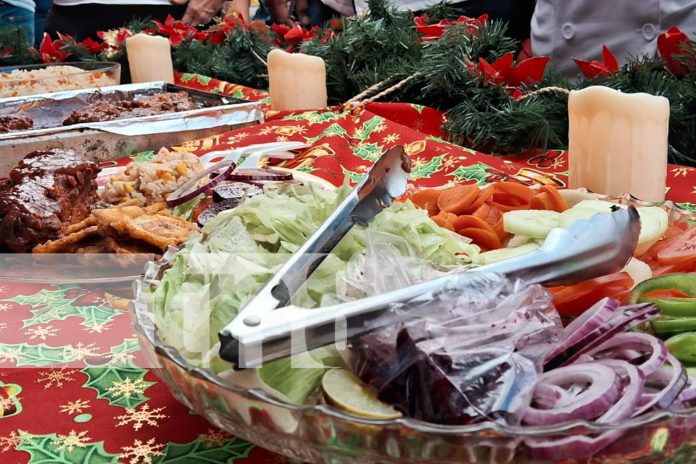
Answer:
[
  {"left": 642, "top": 289, "right": 692, "bottom": 299},
  {"left": 657, "top": 227, "right": 696, "bottom": 264},
  {"left": 549, "top": 272, "right": 634, "bottom": 318}
]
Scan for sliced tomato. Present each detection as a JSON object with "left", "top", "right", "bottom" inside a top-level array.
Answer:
[
  {"left": 657, "top": 227, "right": 696, "bottom": 264},
  {"left": 642, "top": 288, "right": 692, "bottom": 299},
  {"left": 549, "top": 272, "right": 634, "bottom": 318}
]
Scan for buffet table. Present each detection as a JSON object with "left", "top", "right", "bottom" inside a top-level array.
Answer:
[{"left": 0, "top": 75, "right": 695, "bottom": 464}]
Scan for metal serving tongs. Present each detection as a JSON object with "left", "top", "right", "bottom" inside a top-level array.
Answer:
[{"left": 219, "top": 147, "right": 641, "bottom": 368}]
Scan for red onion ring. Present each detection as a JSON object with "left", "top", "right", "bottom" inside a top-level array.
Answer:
[
  {"left": 634, "top": 354, "right": 687, "bottom": 416},
  {"left": 523, "top": 363, "right": 621, "bottom": 425},
  {"left": 595, "top": 359, "right": 644, "bottom": 423},
  {"left": 229, "top": 168, "right": 293, "bottom": 182},
  {"left": 166, "top": 160, "right": 237, "bottom": 208},
  {"left": 677, "top": 374, "right": 696, "bottom": 403},
  {"left": 582, "top": 333, "right": 668, "bottom": 377}
]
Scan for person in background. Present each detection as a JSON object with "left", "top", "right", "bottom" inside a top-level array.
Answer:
[
  {"left": 532, "top": 0, "right": 696, "bottom": 79},
  {"left": 33, "top": 0, "right": 50, "bottom": 45},
  {"left": 265, "top": 0, "right": 342, "bottom": 27},
  {"left": 44, "top": 0, "right": 226, "bottom": 41},
  {"left": 0, "top": 0, "right": 35, "bottom": 42},
  {"left": 353, "top": 0, "right": 535, "bottom": 42}
]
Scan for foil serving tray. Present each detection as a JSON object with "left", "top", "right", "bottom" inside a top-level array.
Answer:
[{"left": 0, "top": 82, "right": 264, "bottom": 175}]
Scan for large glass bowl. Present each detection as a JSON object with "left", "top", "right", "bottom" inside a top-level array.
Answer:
[
  {"left": 0, "top": 61, "right": 121, "bottom": 98},
  {"left": 131, "top": 193, "right": 696, "bottom": 463}
]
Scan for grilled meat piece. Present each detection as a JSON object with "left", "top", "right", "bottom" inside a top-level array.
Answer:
[
  {"left": 0, "top": 115, "right": 33, "bottom": 133},
  {"left": 0, "top": 149, "right": 99, "bottom": 252},
  {"left": 63, "top": 91, "right": 197, "bottom": 125}
]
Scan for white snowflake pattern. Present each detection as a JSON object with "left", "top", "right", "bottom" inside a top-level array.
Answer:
[
  {"left": 0, "top": 431, "right": 25, "bottom": 452},
  {"left": 36, "top": 369, "right": 74, "bottom": 389},
  {"left": 0, "top": 348, "right": 23, "bottom": 364},
  {"left": 107, "top": 377, "right": 146, "bottom": 399},
  {"left": 116, "top": 404, "right": 167, "bottom": 431},
  {"left": 109, "top": 351, "right": 135, "bottom": 367},
  {"left": 24, "top": 325, "right": 59, "bottom": 341},
  {"left": 82, "top": 322, "right": 111, "bottom": 334},
  {"left": 0, "top": 303, "right": 11, "bottom": 312},
  {"left": 120, "top": 438, "right": 165, "bottom": 464},
  {"left": 59, "top": 399, "right": 90, "bottom": 415},
  {"left": 53, "top": 430, "right": 90, "bottom": 453},
  {"left": 198, "top": 428, "right": 232, "bottom": 447},
  {"left": 65, "top": 342, "right": 98, "bottom": 361},
  {"left": 0, "top": 322, "right": 7, "bottom": 331}
]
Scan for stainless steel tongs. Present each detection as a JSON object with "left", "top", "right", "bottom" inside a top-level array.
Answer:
[{"left": 218, "top": 147, "right": 641, "bottom": 368}]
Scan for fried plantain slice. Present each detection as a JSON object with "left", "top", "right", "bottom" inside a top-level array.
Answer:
[
  {"left": 33, "top": 225, "right": 99, "bottom": 253},
  {"left": 107, "top": 214, "right": 197, "bottom": 251}
]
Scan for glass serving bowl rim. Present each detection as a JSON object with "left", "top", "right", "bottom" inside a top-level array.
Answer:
[
  {"left": 0, "top": 61, "right": 121, "bottom": 80},
  {"left": 131, "top": 190, "right": 696, "bottom": 439}
]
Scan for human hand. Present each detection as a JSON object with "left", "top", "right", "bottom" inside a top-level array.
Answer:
[{"left": 171, "top": 0, "right": 226, "bottom": 26}]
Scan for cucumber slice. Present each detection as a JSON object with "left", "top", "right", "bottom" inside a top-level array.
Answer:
[
  {"left": 559, "top": 207, "right": 599, "bottom": 229},
  {"left": 478, "top": 243, "right": 540, "bottom": 265},
  {"left": 635, "top": 206, "right": 669, "bottom": 256},
  {"left": 503, "top": 210, "right": 561, "bottom": 239},
  {"left": 507, "top": 235, "right": 532, "bottom": 247}
]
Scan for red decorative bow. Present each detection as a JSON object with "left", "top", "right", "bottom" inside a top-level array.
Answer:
[
  {"left": 272, "top": 24, "right": 318, "bottom": 48},
  {"left": 39, "top": 33, "right": 69, "bottom": 63},
  {"left": 153, "top": 15, "right": 208, "bottom": 46},
  {"left": 472, "top": 53, "right": 550, "bottom": 98},
  {"left": 414, "top": 14, "right": 488, "bottom": 41},
  {"left": 574, "top": 45, "right": 619, "bottom": 78},
  {"left": 658, "top": 26, "right": 694, "bottom": 77}
]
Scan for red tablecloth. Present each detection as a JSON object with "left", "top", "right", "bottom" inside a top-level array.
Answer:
[{"left": 1, "top": 74, "right": 695, "bottom": 464}]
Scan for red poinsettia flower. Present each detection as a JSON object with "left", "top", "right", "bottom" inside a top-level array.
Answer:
[
  {"left": 574, "top": 45, "right": 619, "bottom": 78},
  {"left": 80, "top": 37, "right": 107, "bottom": 54},
  {"left": 658, "top": 26, "right": 693, "bottom": 77},
  {"left": 153, "top": 14, "right": 201, "bottom": 46},
  {"left": 475, "top": 53, "right": 550, "bottom": 87},
  {"left": 273, "top": 24, "right": 318, "bottom": 46},
  {"left": 39, "top": 33, "right": 69, "bottom": 63},
  {"left": 329, "top": 18, "right": 342, "bottom": 31},
  {"left": 415, "top": 14, "right": 487, "bottom": 41}
]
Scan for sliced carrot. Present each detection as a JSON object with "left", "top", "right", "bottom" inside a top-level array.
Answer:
[
  {"left": 469, "top": 185, "right": 496, "bottom": 211},
  {"left": 539, "top": 185, "right": 568, "bottom": 212},
  {"left": 435, "top": 211, "right": 458, "bottom": 223},
  {"left": 471, "top": 203, "right": 491, "bottom": 220},
  {"left": 530, "top": 193, "right": 550, "bottom": 210},
  {"left": 452, "top": 215, "right": 493, "bottom": 232},
  {"left": 431, "top": 215, "right": 455, "bottom": 231},
  {"left": 458, "top": 227, "right": 501, "bottom": 251},
  {"left": 437, "top": 185, "right": 480, "bottom": 215},
  {"left": 493, "top": 217, "right": 507, "bottom": 240},
  {"left": 410, "top": 189, "right": 442, "bottom": 216}
]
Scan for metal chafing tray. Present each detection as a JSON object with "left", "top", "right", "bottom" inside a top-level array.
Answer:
[{"left": 0, "top": 81, "right": 264, "bottom": 175}]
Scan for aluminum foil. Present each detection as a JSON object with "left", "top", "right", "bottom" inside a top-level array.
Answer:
[{"left": 0, "top": 81, "right": 262, "bottom": 137}]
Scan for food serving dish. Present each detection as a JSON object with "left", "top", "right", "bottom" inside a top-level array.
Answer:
[
  {"left": 131, "top": 187, "right": 696, "bottom": 464},
  {"left": 0, "top": 82, "right": 263, "bottom": 175},
  {"left": 0, "top": 62, "right": 121, "bottom": 98}
]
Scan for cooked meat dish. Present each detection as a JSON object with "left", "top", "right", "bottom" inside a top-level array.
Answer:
[
  {"left": 63, "top": 91, "right": 197, "bottom": 125},
  {"left": 0, "top": 115, "right": 33, "bottom": 133},
  {"left": 0, "top": 149, "right": 99, "bottom": 252}
]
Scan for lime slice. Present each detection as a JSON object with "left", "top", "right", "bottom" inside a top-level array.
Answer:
[{"left": 322, "top": 369, "right": 402, "bottom": 420}]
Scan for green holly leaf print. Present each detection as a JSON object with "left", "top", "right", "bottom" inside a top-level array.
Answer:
[
  {"left": 19, "top": 432, "right": 119, "bottom": 464},
  {"left": 82, "top": 366, "right": 154, "bottom": 409},
  {"left": 410, "top": 155, "right": 445, "bottom": 180},
  {"left": 447, "top": 163, "right": 493, "bottom": 185},
  {"left": 341, "top": 167, "right": 365, "bottom": 184},
  {"left": 306, "top": 124, "right": 348, "bottom": 145},
  {"left": 230, "top": 89, "right": 246, "bottom": 100},
  {"left": 131, "top": 151, "right": 155, "bottom": 163},
  {"left": 22, "top": 302, "right": 121, "bottom": 330},
  {"left": 410, "top": 104, "right": 425, "bottom": 114},
  {"left": 178, "top": 73, "right": 195, "bottom": 83},
  {"left": 0, "top": 343, "right": 81, "bottom": 367},
  {"left": 107, "top": 338, "right": 141, "bottom": 368},
  {"left": 197, "top": 75, "right": 212, "bottom": 86},
  {"left": 676, "top": 202, "right": 696, "bottom": 213},
  {"left": 7, "top": 287, "right": 79, "bottom": 308},
  {"left": 353, "top": 142, "right": 383, "bottom": 162},
  {"left": 295, "top": 166, "right": 316, "bottom": 174},
  {"left": 151, "top": 436, "right": 254, "bottom": 463},
  {"left": 283, "top": 111, "right": 340, "bottom": 125},
  {"left": 354, "top": 116, "right": 385, "bottom": 141}
]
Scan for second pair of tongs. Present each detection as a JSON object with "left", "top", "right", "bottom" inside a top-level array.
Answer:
[{"left": 219, "top": 147, "right": 641, "bottom": 368}]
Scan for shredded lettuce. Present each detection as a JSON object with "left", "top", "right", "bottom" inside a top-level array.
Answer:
[{"left": 150, "top": 183, "right": 479, "bottom": 402}]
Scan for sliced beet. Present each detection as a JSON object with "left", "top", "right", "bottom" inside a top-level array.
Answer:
[
  {"left": 212, "top": 182, "right": 263, "bottom": 203},
  {"left": 197, "top": 198, "right": 242, "bottom": 226}
]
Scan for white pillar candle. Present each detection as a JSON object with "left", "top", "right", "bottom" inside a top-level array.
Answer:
[
  {"left": 267, "top": 49, "right": 327, "bottom": 111},
  {"left": 568, "top": 86, "right": 669, "bottom": 202},
  {"left": 125, "top": 34, "right": 175, "bottom": 84}
]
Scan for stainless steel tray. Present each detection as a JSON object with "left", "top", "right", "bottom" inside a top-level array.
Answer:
[{"left": 0, "top": 82, "right": 264, "bottom": 175}]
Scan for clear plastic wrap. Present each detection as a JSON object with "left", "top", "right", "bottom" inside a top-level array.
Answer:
[{"left": 344, "top": 236, "right": 563, "bottom": 425}]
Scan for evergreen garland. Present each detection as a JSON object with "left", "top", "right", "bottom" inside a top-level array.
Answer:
[{"left": 0, "top": 26, "right": 38, "bottom": 66}]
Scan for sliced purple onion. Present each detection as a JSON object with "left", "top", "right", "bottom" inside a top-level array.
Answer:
[
  {"left": 634, "top": 354, "right": 687, "bottom": 416},
  {"left": 523, "top": 363, "right": 621, "bottom": 425},
  {"left": 581, "top": 333, "right": 668, "bottom": 377},
  {"left": 166, "top": 160, "right": 236, "bottom": 208},
  {"left": 526, "top": 430, "right": 625, "bottom": 461},
  {"left": 229, "top": 167, "right": 293, "bottom": 182},
  {"left": 677, "top": 375, "right": 696, "bottom": 403},
  {"left": 595, "top": 360, "right": 644, "bottom": 423},
  {"left": 531, "top": 383, "right": 565, "bottom": 409}
]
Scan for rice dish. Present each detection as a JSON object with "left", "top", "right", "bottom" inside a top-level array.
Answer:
[
  {"left": 0, "top": 65, "right": 118, "bottom": 98},
  {"left": 100, "top": 147, "right": 202, "bottom": 205}
]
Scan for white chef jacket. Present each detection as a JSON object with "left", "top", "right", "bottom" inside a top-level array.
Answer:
[
  {"left": 532, "top": 0, "right": 696, "bottom": 78},
  {"left": 354, "top": 0, "right": 466, "bottom": 14}
]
